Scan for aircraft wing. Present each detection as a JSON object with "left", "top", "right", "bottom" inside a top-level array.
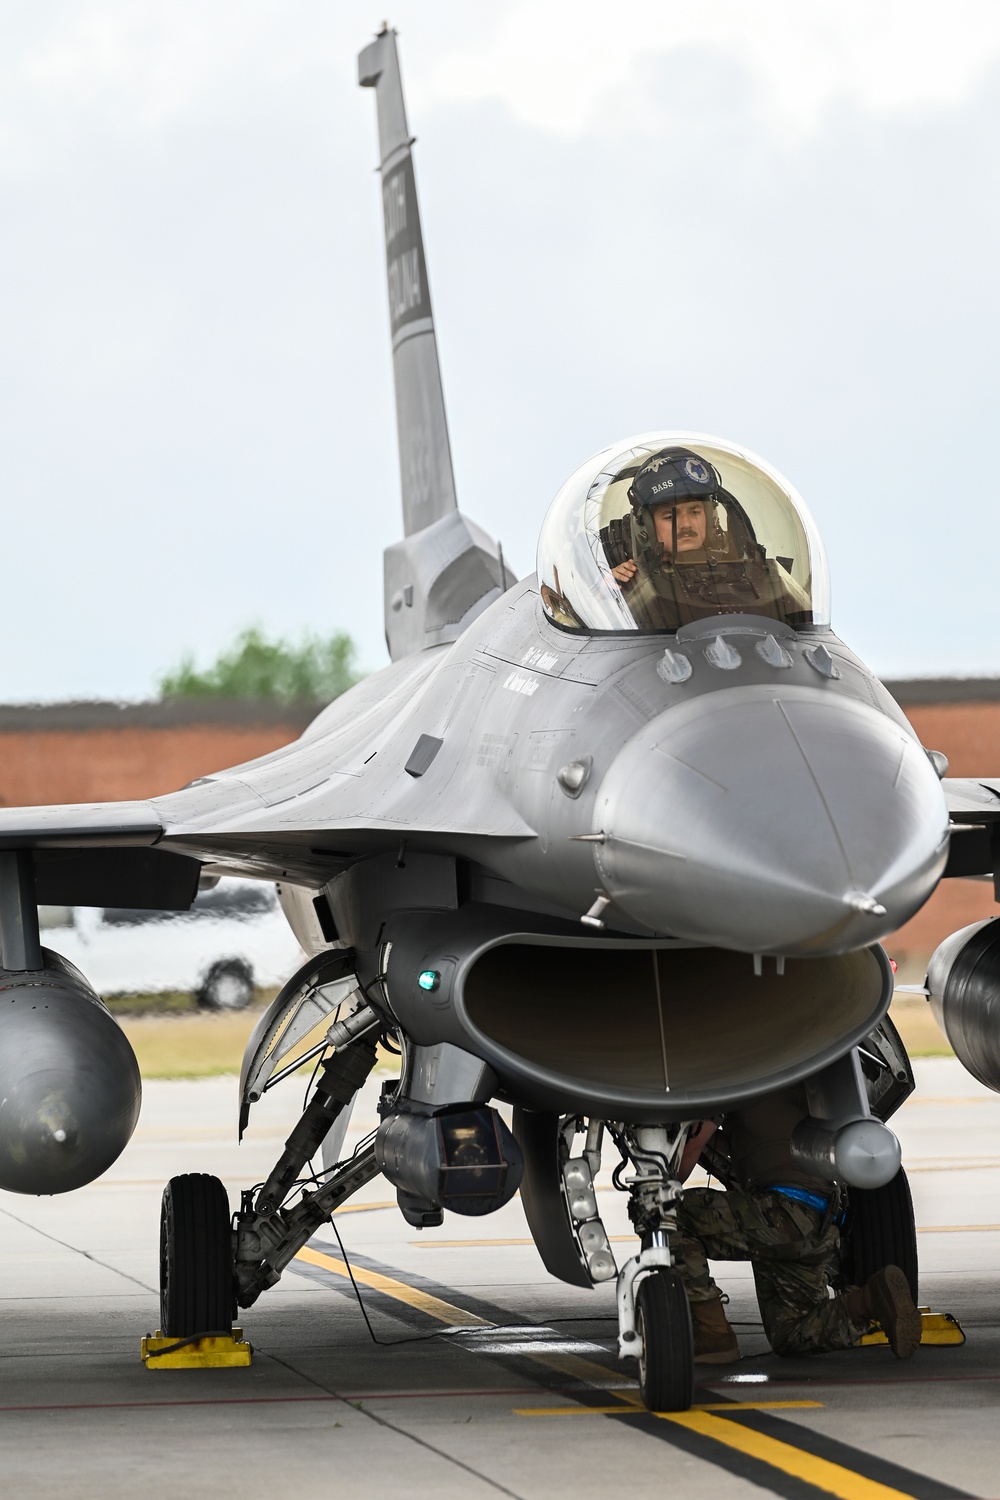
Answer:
[
  {"left": 0, "top": 641, "right": 537, "bottom": 904},
  {"left": 0, "top": 801, "right": 162, "bottom": 847},
  {"left": 942, "top": 777, "right": 1000, "bottom": 821},
  {"left": 941, "top": 778, "right": 1000, "bottom": 883}
]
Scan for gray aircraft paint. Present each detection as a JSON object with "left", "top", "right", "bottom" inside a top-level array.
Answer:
[
  {"left": 359, "top": 27, "right": 514, "bottom": 663},
  {"left": 0, "top": 25, "right": 997, "bottom": 1198},
  {"left": 358, "top": 28, "right": 456, "bottom": 539}
]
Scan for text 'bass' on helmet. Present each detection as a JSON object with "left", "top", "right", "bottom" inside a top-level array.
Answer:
[{"left": 627, "top": 447, "right": 721, "bottom": 512}]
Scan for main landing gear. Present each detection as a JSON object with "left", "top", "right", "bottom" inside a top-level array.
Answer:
[
  {"left": 160, "top": 1173, "right": 234, "bottom": 1337},
  {"left": 159, "top": 980, "right": 384, "bottom": 1338}
]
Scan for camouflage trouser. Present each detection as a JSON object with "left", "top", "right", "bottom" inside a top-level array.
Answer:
[{"left": 672, "top": 1186, "right": 866, "bottom": 1357}]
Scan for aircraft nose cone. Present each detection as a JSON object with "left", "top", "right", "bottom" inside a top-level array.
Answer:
[{"left": 594, "top": 684, "right": 949, "bottom": 955}]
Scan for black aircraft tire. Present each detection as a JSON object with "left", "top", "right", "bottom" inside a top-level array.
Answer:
[
  {"left": 636, "top": 1269, "right": 694, "bottom": 1413},
  {"left": 511, "top": 1109, "right": 592, "bottom": 1288},
  {"left": 160, "top": 1173, "right": 234, "bottom": 1337},
  {"left": 841, "top": 1167, "right": 918, "bottom": 1304}
]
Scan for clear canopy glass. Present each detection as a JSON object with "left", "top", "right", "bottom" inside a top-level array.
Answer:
[{"left": 537, "top": 433, "right": 830, "bottom": 634}]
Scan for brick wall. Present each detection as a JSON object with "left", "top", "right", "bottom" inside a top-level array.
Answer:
[
  {"left": 881, "top": 683, "right": 1000, "bottom": 970},
  {"left": 0, "top": 684, "right": 997, "bottom": 967},
  {"left": 0, "top": 700, "right": 317, "bottom": 807}
]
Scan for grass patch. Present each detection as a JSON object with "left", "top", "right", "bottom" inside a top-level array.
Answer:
[
  {"left": 116, "top": 991, "right": 952, "bottom": 1082},
  {"left": 105, "top": 987, "right": 278, "bottom": 1017},
  {"left": 118, "top": 1001, "right": 400, "bottom": 1081},
  {"left": 888, "top": 995, "right": 952, "bottom": 1058},
  {"left": 118, "top": 1008, "right": 269, "bottom": 1079}
]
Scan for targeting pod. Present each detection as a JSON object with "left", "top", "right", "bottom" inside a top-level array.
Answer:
[{"left": 375, "top": 1105, "right": 523, "bottom": 1217}]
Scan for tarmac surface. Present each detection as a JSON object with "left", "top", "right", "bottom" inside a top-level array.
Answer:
[{"left": 0, "top": 1057, "right": 996, "bottom": 1499}]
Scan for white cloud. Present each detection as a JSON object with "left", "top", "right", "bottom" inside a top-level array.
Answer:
[
  {"left": 425, "top": 0, "right": 1000, "bottom": 138},
  {"left": 0, "top": 1, "right": 343, "bottom": 172}
]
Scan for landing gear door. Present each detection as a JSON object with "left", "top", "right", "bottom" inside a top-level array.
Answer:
[{"left": 859, "top": 1015, "right": 915, "bottom": 1122}]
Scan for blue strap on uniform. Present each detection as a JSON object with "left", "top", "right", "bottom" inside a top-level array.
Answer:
[{"left": 767, "top": 1183, "right": 830, "bottom": 1214}]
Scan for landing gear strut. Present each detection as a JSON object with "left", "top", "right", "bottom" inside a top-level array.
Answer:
[{"left": 612, "top": 1123, "right": 695, "bottom": 1412}]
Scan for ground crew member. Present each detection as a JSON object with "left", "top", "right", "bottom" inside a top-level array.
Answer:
[{"left": 674, "top": 1087, "right": 922, "bottom": 1363}]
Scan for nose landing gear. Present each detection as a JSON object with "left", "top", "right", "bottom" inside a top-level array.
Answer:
[
  {"left": 635, "top": 1267, "right": 694, "bottom": 1412},
  {"left": 611, "top": 1123, "right": 695, "bottom": 1412}
]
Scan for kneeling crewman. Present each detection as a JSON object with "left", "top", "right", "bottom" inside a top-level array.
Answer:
[{"left": 675, "top": 1087, "right": 921, "bottom": 1363}]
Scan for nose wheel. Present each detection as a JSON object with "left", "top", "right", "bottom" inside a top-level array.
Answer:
[{"left": 635, "top": 1269, "right": 694, "bottom": 1412}]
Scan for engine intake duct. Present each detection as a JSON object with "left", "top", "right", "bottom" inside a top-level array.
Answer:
[
  {"left": 375, "top": 1105, "right": 523, "bottom": 1216},
  {"left": 928, "top": 917, "right": 1000, "bottom": 1092},
  {"left": 383, "top": 905, "right": 893, "bottom": 1120},
  {"left": 0, "top": 950, "right": 141, "bottom": 1193}
]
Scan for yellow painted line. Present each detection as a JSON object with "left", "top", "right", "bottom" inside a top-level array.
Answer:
[
  {"left": 918, "top": 1223, "right": 1000, "bottom": 1233},
  {"left": 660, "top": 1409, "right": 919, "bottom": 1500},
  {"left": 295, "top": 1246, "right": 488, "bottom": 1328},
  {"left": 526, "top": 1350, "right": 641, "bottom": 1399},
  {"left": 517, "top": 1400, "right": 823, "bottom": 1416},
  {"left": 333, "top": 1201, "right": 397, "bottom": 1215},
  {"left": 412, "top": 1237, "right": 635, "bottom": 1248},
  {"left": 296, "top": 1245, "right": 636, "bottom": 1396},
  {"left": 297, "top": 1243, "right": 935, "bottom": 1495}
]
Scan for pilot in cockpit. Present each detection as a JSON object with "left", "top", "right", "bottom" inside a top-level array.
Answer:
[{"left": 602, "top": 445, "right": 810, "bottom": 630}]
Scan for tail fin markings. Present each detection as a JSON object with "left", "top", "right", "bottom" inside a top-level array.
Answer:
[
  {"left": 359, "top": 26, "right": 457, "bottom": 539},
  {"left": 360, "top": 26, "right": 514, "bottom": 661}
]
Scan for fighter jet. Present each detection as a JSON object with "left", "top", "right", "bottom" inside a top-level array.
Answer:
[{"left": 1, "top": 24, "right": 999, "bottom": 1412}]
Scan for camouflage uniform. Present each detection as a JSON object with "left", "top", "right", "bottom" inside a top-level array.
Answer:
[{"left": 673, "top": 1185, "right": 865, "bottom": 1356}]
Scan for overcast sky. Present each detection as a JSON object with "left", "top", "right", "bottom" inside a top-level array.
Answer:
[{"left": 2, "top": 1, "right": 1000, "bottom": 699}]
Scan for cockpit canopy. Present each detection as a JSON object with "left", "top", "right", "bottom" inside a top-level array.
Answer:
[{"left": 537, "top": 433, "right": 830, "bottom": 634}]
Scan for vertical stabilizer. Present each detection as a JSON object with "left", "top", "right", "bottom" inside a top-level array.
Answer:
[{"left": 359, "top": 27, "right": 457, "bottom": 537}]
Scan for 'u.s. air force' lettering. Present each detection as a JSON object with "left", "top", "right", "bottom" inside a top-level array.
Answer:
[
  {"left": 383, "top": 170, "right": 407, "bottom": 245},
  {"left": 382, "top": 156, "right": 429, "bottom": 334},
  {"left": 388, "top": 248, "right": 421, "bottom": 326}
]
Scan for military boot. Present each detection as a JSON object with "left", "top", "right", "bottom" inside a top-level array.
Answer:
[
  {"left": 690, "top": 1297, "right": 740, "bottom": 1363},
  {"left": 844, "top": 1265, "right": 921, "bottom": 1359}
]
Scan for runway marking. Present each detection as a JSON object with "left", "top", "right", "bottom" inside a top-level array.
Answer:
[
  {"left": 654, "top": 1408, "right": 947, "bottom": 1500},
  {"left": 293, "top": 1245, "right": 974, "bottom": 1499},
  {"left": 918, "top": 1223, "right": 1000, "bottom": 1232},
  {"left": 411, "top": 1236, "right": 632, "bottom": 1248},
  {"left": 294, "top": 1245, "right": 488, "bottom": 1328},
  {"left": 333, "top": 1201, "right": 396, "bottom": 1215},
  {"left": 516, "top": 1400, "right": 824, "bottom": 1415}
]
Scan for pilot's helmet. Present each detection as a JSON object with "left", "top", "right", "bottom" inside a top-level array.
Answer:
[
  {"left": 628, "top": 446, "right": 721, "bottom": 514},
  {"left": 627, "top": 446, "right": 724, "bottom": 564}
]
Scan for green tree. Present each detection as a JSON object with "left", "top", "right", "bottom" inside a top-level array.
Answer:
[{"left": 157, "top": 626, "right": 360, "bottom": 702}]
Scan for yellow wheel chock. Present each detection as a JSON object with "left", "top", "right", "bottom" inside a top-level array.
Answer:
[
  {"left": 141, "top": 1328, "right": 252, "bottom": 1369},
  {"left": 859, "top": 1308, "right": 965, "bottom": 1348}
]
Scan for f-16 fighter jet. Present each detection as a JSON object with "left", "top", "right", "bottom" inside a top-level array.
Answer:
[{"left": 1, "top": 25, "right": 999, "bottom": 1411}]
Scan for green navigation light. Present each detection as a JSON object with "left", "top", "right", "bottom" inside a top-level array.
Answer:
[{"left": 417, "top": 969, "right": 440, "bottom": 992}]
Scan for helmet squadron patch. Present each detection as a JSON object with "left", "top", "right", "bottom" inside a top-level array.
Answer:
[{"left": 683, "top": 458, "right": 711, "bottom": 485}]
